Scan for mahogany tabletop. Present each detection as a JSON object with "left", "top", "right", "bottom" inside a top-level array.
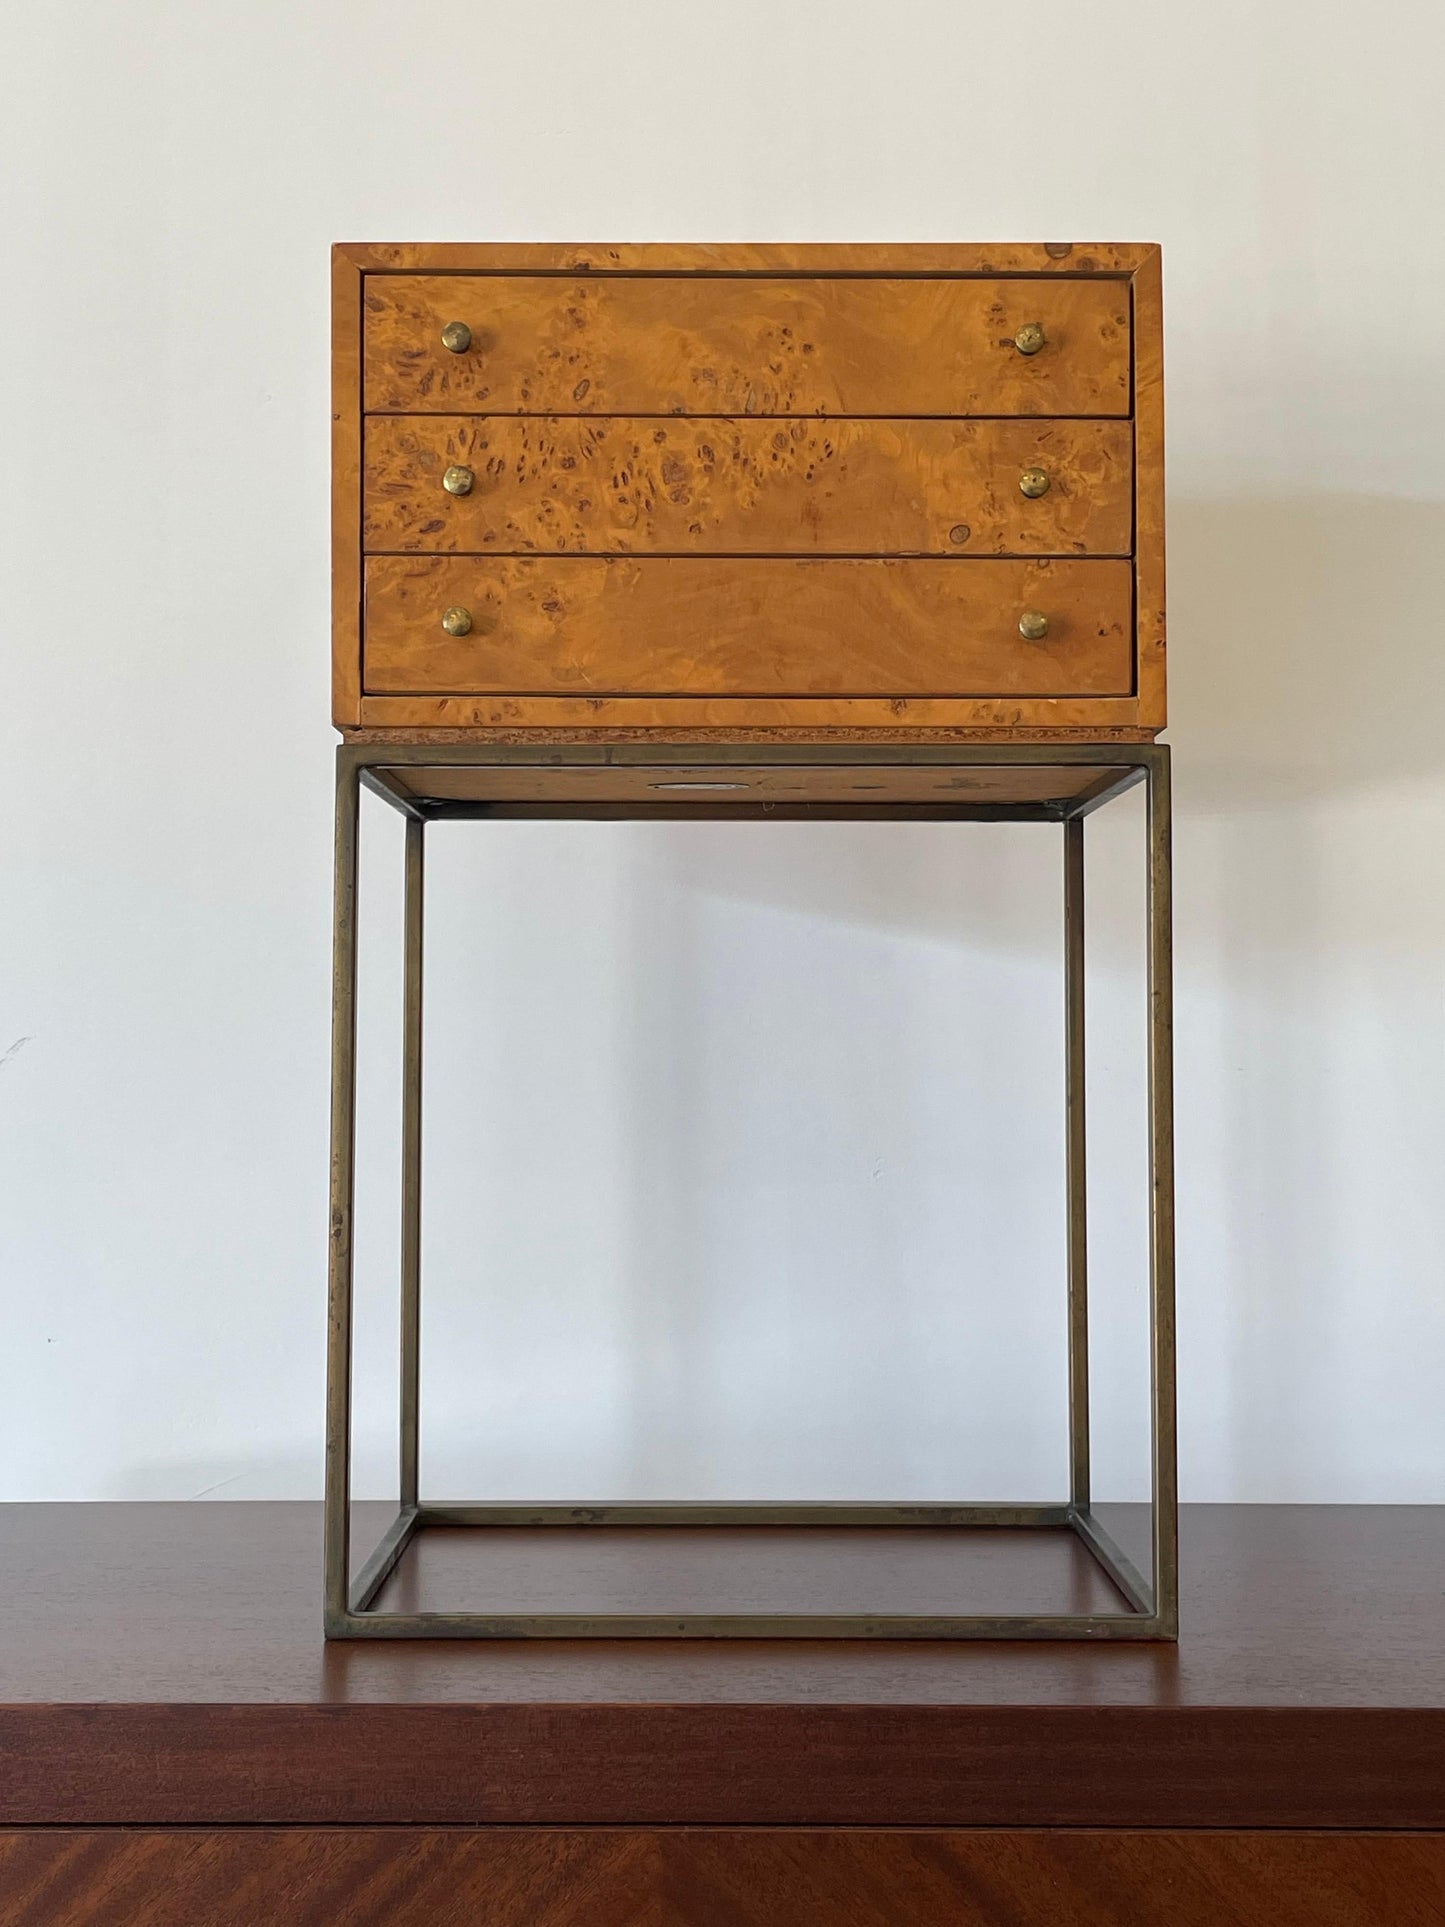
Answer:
[{"left": 1, "top": 1502, "right": 1441, "bottom": 1829}]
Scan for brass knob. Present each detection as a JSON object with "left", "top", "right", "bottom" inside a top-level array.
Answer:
[
  {"left": 1018, "top": 466, "right": 1050, "bottom": 499},
  {"left": 1013, "top": 321, "right": 1047, "bottom": 356},
  {"left": 1018, "top": 610, "right": 1050, "bottom": 641},
  {"left": 440, "top": 321, "right": 472, "bottom": 354},
  {"left": 442, "top": 464, "right": 474, "bottom": 496},
  {"left": 440, "top": 606, "right": 473, "bottom": 637}
]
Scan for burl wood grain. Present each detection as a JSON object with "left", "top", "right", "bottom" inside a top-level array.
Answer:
[
  {"left": 363, "top": 416, "right": 1132, "bottom": 558},
  {"left": 334, "top": 243, "right": 1164, "bottom": 737},
  {"left": 340, "top": 241, "right": 1157, "bottom": 274},
  {"left": 351, "top": 698, "right": 1154, "bottom": 735},
  {"left": 1132, "top": 246, "right": 1167, "bottom": 730},
  {"left": 363, "top": 275, "right": 1131, "bottom": 417},
  {"left": 363, "top": 556, "right": 1133, "bottom": 699},
  {"left": 4, "top": 1828, "right": 1442, "bottom": 1927},
  {"left": 332, "top": 251, "right": 362, "bottom": 725}
]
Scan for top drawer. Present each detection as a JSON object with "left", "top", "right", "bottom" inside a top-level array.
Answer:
[{"left": 363, "top": 275, "right": 1131, "bottom": 417}]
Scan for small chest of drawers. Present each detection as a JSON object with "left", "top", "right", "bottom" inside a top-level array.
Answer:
[{"left": 332, "top": 242, "right": 1164, "bottom": 739}]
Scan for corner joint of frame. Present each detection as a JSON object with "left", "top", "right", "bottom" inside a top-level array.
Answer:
[{"left": 1062, "top": 1504, "right": 1095, "bottom": 1542}]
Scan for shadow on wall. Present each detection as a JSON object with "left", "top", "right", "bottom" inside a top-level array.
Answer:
[
  {"left": 1170, "top": 494, "right": 1445, "bottom": 1499},
  {"left": 1170, "top": 494, "right": 1445, "bottom": 810},
  {"left": 608, "top": 494, "right": 1445, "bottom": 948},
  {"left": 586, "top": 493, "right": 1445, "bottom": 1502},
  {"left": 391, "top": 495, "right": 1445, "bottom": 1506}
]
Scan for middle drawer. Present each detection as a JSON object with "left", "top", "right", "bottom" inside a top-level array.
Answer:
[{"left": 363, "top": 417, "right": 1132, "bottom": 557}]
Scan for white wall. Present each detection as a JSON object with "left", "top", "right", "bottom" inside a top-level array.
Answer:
[{"left": 2, "top": 0, "right": 1442, "bottom": 1504}]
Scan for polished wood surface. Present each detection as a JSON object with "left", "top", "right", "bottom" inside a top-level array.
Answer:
[
  {"left": 1, "top": 1505, "right": 1442, "bottom": 1829},
  {"left": 371, "top": 1524, "right": 1129, "bottom": 1619},
  {"left": 331, "top": 242, "right": 1167, "bottom": 738},
  {"left": 363, "top": 415, "right": 1133, "bottom": 557},
  {"left": 1132, "top": 246, "right": 1167, "bottom": 727},
  {"left": 350, "top": 702, "right": 1160, "bottom": 739},
  {"left": 332, "top": 249, "right": 363, "bottom": 727},
  {"left": 339, "top": 240, "right": 1159, "bottom": 275},
  {"left": 4, "top": 1827, "right": 1442, "bottom": 1926},
  {"left": 363, "top": 556, "right": 1134, "bottom": 698},
  {"left": 354, "top": 698, "right": 1160, "bottom": 736},
  {"left": 362, "top": 274, "right": 1131, "bottom": 418}
]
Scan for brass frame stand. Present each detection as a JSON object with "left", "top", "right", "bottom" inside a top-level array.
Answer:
[{"left": 325, "top": 741, "right": 1177, "bottom": 1639}]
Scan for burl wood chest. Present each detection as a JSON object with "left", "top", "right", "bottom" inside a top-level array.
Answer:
[{"left": 332, "top": 243, "right": 1164, "bottom": 740}]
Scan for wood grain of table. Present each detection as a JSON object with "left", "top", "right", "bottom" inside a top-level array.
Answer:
[{"left": 0, "top": 1502, "right": 1441, "bottom": 1833}]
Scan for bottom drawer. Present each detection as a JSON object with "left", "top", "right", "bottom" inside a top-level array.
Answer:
[{"left": 362, "top": 555, "right": 1134, "bottom": 699}]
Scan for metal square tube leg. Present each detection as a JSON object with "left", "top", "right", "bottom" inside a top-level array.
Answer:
[
  {"left": 323, "top": 754, "right": 361, "bottom": 1633},
  {"left": 1146, "top": 747, "right": 1179, "bottom": 1635},
  {"left": 1063, "top": 747, "right": 1177, "bottom": 1630},
  {"left": 326, "top": 779, "right": 426, "bottom": 1628},
  {"left": 1064, "top": 814, "right": 1090, "bottom": 1511},
  {"left": 399, "top": 816, "right": 424, "bottom": 1509}
]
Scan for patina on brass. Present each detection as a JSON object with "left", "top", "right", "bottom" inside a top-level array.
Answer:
[
  {"left": 325, "top": 741, "right": 1178, "bottom": 1643},
  {"left": 1013, "top": 320, "right": 1047, "bottom": 355},
  {"left": 1018, "top": 609, "right": 1050, "bottom": 640},
  {"left": 439, "top": 321, "right": 472, "bottom": 353},
  {"left": 440, "top": 606, "right": 472, "bottom": 637},
  {"left": 1019, "top": 465, "right": 1051, "bottom": 498},
  {"left": 442, "top": 465, "right": 474, "bottom": 496}
]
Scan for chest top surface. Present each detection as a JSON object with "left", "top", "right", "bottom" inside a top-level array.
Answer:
[{"left": 332, "top": 243, "right": 1164, "bottom": 742}]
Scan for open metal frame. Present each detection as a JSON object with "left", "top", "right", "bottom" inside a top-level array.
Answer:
[{"left": 326, "top": 741, "right": 1176, "bottom": 1639}]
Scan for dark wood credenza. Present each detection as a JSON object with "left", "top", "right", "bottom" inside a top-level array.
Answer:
[{"left": 1, "top": 1502, "right": 1442, "bottom": 1923}]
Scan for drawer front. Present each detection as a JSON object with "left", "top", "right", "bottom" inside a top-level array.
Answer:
[
  {"left": 363, "top": 275, "right": 1131, "bottom": 417},
  {"left": 363, "top": 417, "right": 1133, "bottom": 558},
  {"left": 363, "top": 556, "right": 1133, "bottom": 699}
]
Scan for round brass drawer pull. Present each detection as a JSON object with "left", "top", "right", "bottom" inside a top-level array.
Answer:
[
  {"left": 1013, "top": 321, "right": 1047, "bottom": 356},
  {"left": 442, "top": 464, "right": 475, "bottom": 496},
  {"left": 440, "top": 321, "right": 472, "bottom": 354},
  {"left": 1018, "top": 466, "right": 1050, "bottom": 499},
  {"left": 440, "top": 606, "right": 473, "bottom": 637},
  {"left": 1018, "top": 609, "right": 1050, "bottom": 641}
]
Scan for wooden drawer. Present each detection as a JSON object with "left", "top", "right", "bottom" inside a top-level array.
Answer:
[
  {"left": 363, "top": 273, "right": 1131, "bottom": 417},
  {"left": 363, "top": 417, "right": 1133, "bottom": 558},
  {"left": 333, "top": 242, "right": 1165, "bottom": 736},
  {"left": 363, "top": 556, "right": 1133, "bottom": 699}
]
